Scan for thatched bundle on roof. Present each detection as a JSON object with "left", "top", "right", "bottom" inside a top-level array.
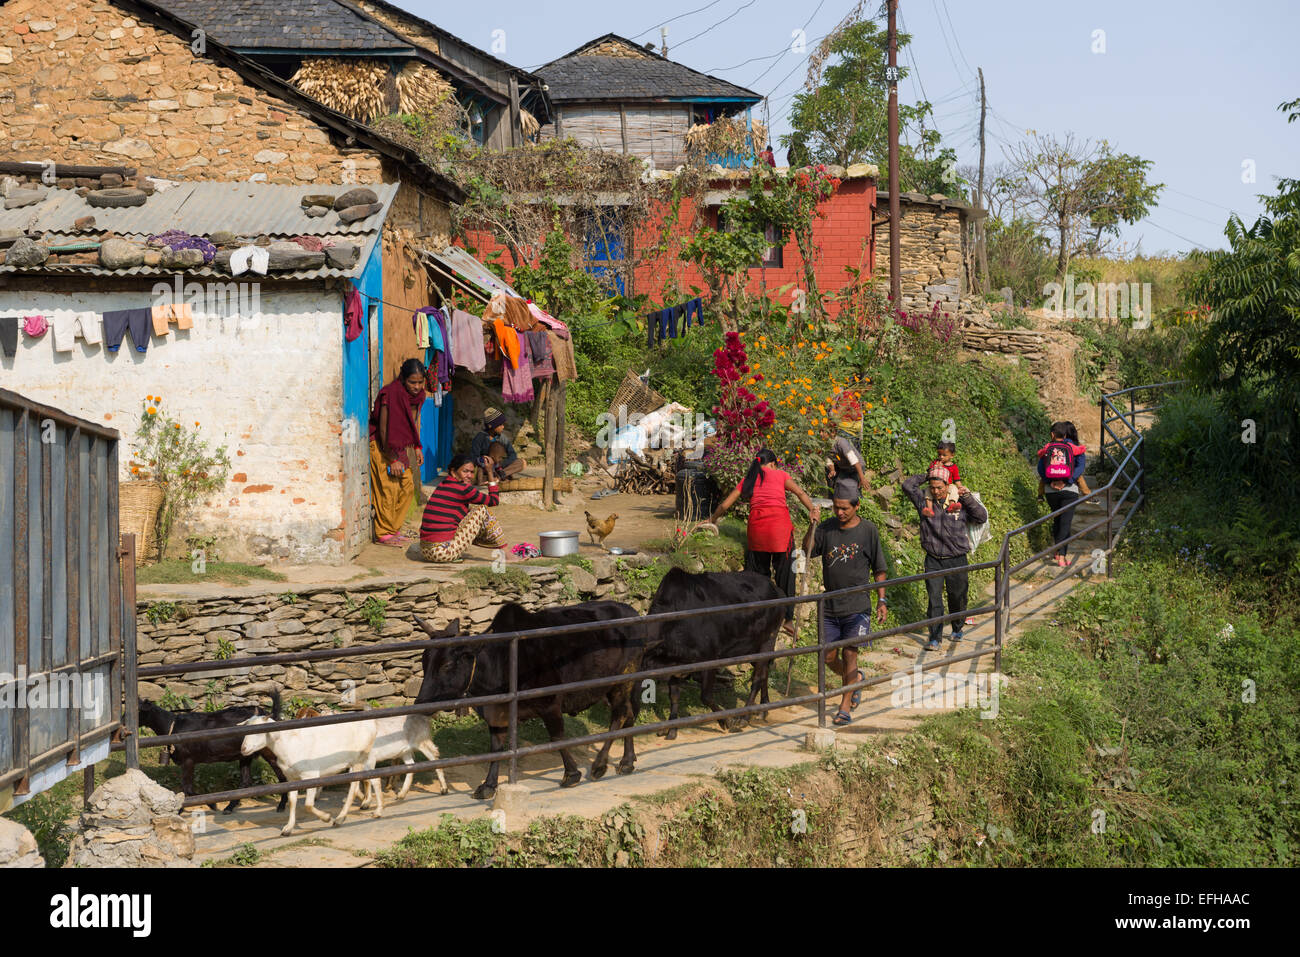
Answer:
[
  {"left": 684, "top": 117, "right": 768, "bottom": 158},
  {"left": 290, "top": 58, "right": 390, "bottom": 123}
]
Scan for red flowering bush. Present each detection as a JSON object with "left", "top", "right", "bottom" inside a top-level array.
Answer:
[{"left": 711, "top": 331, "right": 774, "bottom": 443}]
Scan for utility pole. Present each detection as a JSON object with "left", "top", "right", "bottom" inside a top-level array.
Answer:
[
  {"left": 887, "top": 0, "right": 901, "bottom": 308},
  {"left": 977, "top": 66, "right": 990, "bottom": 294}
]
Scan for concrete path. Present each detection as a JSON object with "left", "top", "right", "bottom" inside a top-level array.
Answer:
[{"left": 193, "top": 497, "right": 1110, "bottom": 866}]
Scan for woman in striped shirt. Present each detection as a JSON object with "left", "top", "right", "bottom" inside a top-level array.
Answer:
[{"left": 419, "top": 454, "right": 507, "bottom": 563}]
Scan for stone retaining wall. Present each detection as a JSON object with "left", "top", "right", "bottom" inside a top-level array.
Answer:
[{"left": 136, "top": 558, "right": 655, "bottom": 709}]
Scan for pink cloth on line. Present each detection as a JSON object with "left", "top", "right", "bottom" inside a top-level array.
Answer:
[
  {"left": 526, "top": 301, "right": 569, "bottom": 336},
  {"left": 501, "top": 333, "right": 534, "bottom": 402},
  {"left": 450, "top": 308, "right": 487, "bottom": 373},
  {"left": 344, "top": 286, "right": 364, "bottom": 342}
]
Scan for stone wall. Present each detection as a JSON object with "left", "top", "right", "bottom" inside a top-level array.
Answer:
[
  {"left": 872, "top": 195, "right": 973, "bottom": 315},
  {"left": 0, "top": 0, "right": 384, "bottom": 186},
  {"left": 136, "top": 558, "right": 655, "bottom": 709}
]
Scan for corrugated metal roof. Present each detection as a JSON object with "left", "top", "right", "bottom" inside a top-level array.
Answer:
[
  {"left": 422, "top": 246, "right": 520, "bottom": 298},
  {"left": 0, "top": 181, "right": 399, "bottom": 237}
]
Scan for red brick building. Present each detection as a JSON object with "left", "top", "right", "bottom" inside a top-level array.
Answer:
[{"left": 458, "top": 163, "right": 879, "bottom": 319}]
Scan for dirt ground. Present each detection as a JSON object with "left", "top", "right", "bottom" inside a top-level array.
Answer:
[{"left": 364, "top": 476, "right": 680, "bottom": 573}]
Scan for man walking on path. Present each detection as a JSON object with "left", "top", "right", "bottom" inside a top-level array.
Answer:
[
  {"left": 902, "top": 466, "right": 988, "bottom": 651},
  {"left": 803, "top": 496, "right": 889, "bottom": 726}
]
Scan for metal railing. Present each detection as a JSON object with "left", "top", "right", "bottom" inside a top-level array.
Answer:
[{"left": 115, "top": 382, "right": 1182, "bottom": 811}]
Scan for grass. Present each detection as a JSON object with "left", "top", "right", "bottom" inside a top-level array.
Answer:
[{"left": 137, "top": 559, "right": 287, "bottom": 586}]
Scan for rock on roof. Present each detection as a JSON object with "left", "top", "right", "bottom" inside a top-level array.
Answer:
[
  {"left": 538, "top": 34, "right": 761, "bottom": 104},
  {"left": 151, "top": 0, "right": 413, "bottom": 51}
]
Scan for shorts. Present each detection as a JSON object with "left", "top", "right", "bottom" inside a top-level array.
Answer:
[{"left": 823, "top": 612, "right": 872, "bottom": 650}]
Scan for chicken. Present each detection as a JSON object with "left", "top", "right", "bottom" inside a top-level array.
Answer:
[{"left": 584, "top": 511, "right": 619, "bottom": 547}]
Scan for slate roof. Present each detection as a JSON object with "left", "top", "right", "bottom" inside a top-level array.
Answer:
[
  {"left": 151, "top": 0, "right": 413, "bottom": 51},
  {"left": 537, "top": 34, "right": 761, "bottom": 104}
]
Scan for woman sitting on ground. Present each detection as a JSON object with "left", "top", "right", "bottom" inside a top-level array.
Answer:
[{"left": 418, "top": 453, "right": 507, "bottom": 563}]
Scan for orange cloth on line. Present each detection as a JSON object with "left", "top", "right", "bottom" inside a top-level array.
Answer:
[
  {"left": 150, "top": 303, "right": 193, "bottom": 335},
  {"left": 493, "top": 319, "right": 520, "bottom": 369}
]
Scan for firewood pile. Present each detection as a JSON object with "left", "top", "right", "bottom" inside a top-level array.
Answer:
[{"left": 615, "top": 449, "right": 676, "bottom": 495}]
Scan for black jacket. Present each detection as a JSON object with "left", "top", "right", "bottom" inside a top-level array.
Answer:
[{"left": 901, "top": 474, "right": 989, "bottom": 559}]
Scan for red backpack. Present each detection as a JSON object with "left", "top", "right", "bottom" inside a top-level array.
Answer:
[{"left": 1042, "top": 442, "right": 1075, "bottom": 480}]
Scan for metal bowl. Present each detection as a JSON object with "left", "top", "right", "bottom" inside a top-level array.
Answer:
[{"left": 538, "top": 530, "right": 580, "bottom": 557}]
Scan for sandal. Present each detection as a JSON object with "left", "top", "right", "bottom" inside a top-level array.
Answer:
[
  {"left": 375, "top": 534, "right": 405, "bottom": 547},
  {"left": 849, "top": 669, "right": 865, "bottom": 710},
  {"left": 833, "top": 710, "right": 853, "bottom": 727}
]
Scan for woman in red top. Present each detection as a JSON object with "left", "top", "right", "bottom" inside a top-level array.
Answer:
[
  {"left": 707, "top": 449, "right": 820, "bottom": 636},
  {"left": 418, "top": 454, "right": 507, "bottom": 563}
]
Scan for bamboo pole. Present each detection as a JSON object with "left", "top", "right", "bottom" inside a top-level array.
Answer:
[{"left": 541, "top": 376, "right": 556, "bottom": 508}]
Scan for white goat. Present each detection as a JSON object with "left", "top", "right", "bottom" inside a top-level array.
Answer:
[
  {"left": 238, "top": 715, "right": 378, "bottom": 836},
  {"left": 358, "top": 714, "right": 448, "bottom": 810}
]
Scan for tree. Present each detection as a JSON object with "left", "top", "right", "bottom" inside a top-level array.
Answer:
[
  {"left": 782, "top": 16, "right": 961, "bottom": 196},
  {"left": 1184, "top": 174, "right": 1300, "bottom": 415},
  {"left": 1002, "top": 132, "right": 1162, "bottom": 278}
]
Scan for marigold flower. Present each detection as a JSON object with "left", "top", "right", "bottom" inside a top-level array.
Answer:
[{"left": 147, "top": 407, "right": 157, "bottom": 415}]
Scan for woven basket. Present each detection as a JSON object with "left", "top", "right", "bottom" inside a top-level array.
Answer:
[
  {"left": 119, "top": 480, "right": 164, "bottom": 566},
  {"left": 609, "top": 370, "right": 667, "bottom": 418}
]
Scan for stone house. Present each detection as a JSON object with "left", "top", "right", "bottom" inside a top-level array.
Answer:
[
  {"left": 0, "top": 181, "right": 401, "bottom": 564},
  {"left": 151, "top": 0, "right": 552, "bottom": 149},
  {"left": 872, "top": 190, "right": 984, "bottom": 315},
  {"left": 536, "top": 34, "right": 762, "bottom": 170},
  {"left": 0, "top": 0, "right": 482, "bottom": 563}
]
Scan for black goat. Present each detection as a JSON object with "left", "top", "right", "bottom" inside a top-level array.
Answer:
[{"left": 138, "top": 691, "right": 289, "bottom": 814}]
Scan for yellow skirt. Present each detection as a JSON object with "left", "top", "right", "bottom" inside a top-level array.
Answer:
[{"left": 369, "top": 438, "right": 414, "bottom": 539}]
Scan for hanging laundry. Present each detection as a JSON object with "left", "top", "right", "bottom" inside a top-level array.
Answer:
[
  {"left": 525, "top": 330, "right": 554, "bottom": 378},
  {"left": 230, "top": 245, "right": 269, "bottom": 276},
  {"left": 51, "top": 311, "right": 102, "bottom": 352},
  {"left": 548, "top": 331, "right": 578, "bottom": 382},
  {"left": 22, "top": 315, "right": 47, "bottom": 338},
  {"left": 0, "top": 317, "right": 17, "bottom": 358},
  {"left": 102, "top": 308, "right": 152, "bottom": 353},
  {"left": 415, "top": 307, "right": 454, "bottom": 384},
  {"left": 413, "top": 309, "right": 430, "bottom": 349},
  {"left": 432, "top": 310, "right": 454, "bottom": 381},
  {"left": 526, "top": 301, "right": 567, "bottom": 332},
  {"left": 150, "top": 303, "right": 193, "bottom": 336},
  {"left": 501, "top": 332, "right": 534, "bottom": 402},
  {"left": 344, "top": 286, "right": 364, "bottom": 342},
  {"left": 502, "top": 296, "right": 536, "bottom": 331},
  {"left": 449, "top": 308, "right": 487, "bottom": 372},
  {"left": 681, "top": 297, "right": 704, "bottom": 330},
  {"left": 486, "top": 290, "right": 509, "bottom": 319},
  {"left": 492, "top": 318, "right": 521, "bottom": 369}
]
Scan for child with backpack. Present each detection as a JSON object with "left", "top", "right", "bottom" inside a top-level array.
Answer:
[{"left": 1037, "top": 422, "right": 1089, "bottom": 566}]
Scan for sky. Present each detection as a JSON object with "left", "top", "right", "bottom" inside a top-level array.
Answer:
[{"left": 406, "top": 0, "right": 1298, "bottom": 254}]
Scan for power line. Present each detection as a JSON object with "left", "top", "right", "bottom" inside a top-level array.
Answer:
[
  {"left": 1142, "top": 219, "right": 1209, "bottom": 249},
  {"left": 631, "top": 0, "right": 727, "bottom": 40},
  {"left": 673, "top": 0, "right": 762, "bottom": 52},
  {"left": 1164, "top": 185, "right": 1242, "bottom": 214},
  {"left": 935, "top": 0, "right": 976, "bottom": 79},
  {"left": 741, "top": 0, "right": 830, "bottom": 86}
]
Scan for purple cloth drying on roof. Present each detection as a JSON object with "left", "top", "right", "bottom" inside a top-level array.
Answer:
[{"left": 146, "top": 229, "right": 217, "bottom": 264}]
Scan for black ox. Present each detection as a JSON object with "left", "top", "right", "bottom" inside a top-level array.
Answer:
[
  {"left": 414, "top": 601, "right": 646, "bottom": 801},
  {"left": 643, "top": 568, "right": 785, "bottom": 740}
]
